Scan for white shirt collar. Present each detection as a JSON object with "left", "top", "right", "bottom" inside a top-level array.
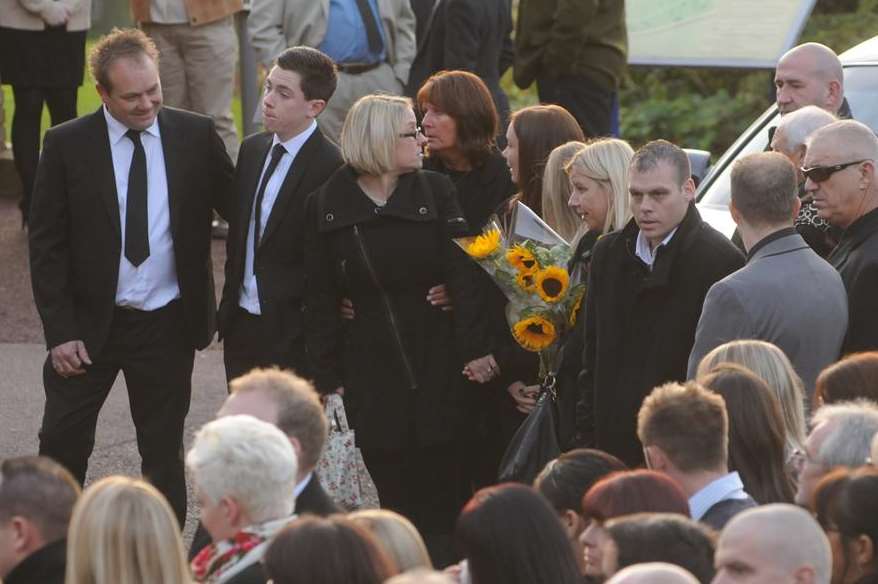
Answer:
[
  {"left": 635, "top": 226, "right": 679, "bottom": 268},
  {"left": 688, "top": 471, "right": 750, "bottom": 520},
  {"left": 293, "top": 472, "right": 314, "bottom": 500},
  {"left": 272, "top": 120, "right": 318, "bottom": 158},
  {"left": 103, "top": 105, "right": 161, "bottom": 145}
]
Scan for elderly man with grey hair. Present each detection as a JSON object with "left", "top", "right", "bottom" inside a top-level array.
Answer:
[
  {"left": 187, "top": 414, "right": 298, "bottom": 584},
  {"left": 608, "top": 563, "right": 699, "bottom": 584},
  {"left": 713, "top": 504, "right": 831, "bottom": 584},
  {"left": 804, "top": 119, "right": 878, "bottom": 353},
  {"left": 771, "top": 105, "right": 840, "bottom": 257},
  {"left": 794, "top": 400, "right": 878, "bottom": 509}
]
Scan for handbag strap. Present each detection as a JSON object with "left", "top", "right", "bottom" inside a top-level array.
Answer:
[{"left": 325, "top": 394, "right": 351, "bottom": 433}]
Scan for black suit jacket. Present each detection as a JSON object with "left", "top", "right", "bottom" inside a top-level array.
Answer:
[
  {"left": 218, "top": 128, "right": 343, "bottom": 339},
  {"left": 29, "top": 107, "right": 233, "bottom": 356}
]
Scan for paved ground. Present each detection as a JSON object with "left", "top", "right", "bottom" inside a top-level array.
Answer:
[{"left": 0, "top": 195, "right": 230, "bottom": 538}]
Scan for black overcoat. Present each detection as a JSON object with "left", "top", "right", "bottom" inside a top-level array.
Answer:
[
  {"left": 304, "top": 167, "right": 479, "bottom": 450},
  {"left": 579, "top": 205, "right": 744, "bottom": 466}
]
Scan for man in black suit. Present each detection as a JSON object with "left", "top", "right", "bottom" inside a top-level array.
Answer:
[
  {"left": 219, "top": 46, "right": 343, "bottom": 381},
  {"left": 189, "top": 368, "right": 340, "bottom": 559},
  {"left": 28, "top": 29, "right": 233, "bottom": 526}
]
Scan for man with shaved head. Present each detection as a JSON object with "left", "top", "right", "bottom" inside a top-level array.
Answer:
[
  {"left": 804, "top": 119, "right": 878, "bottom": 352},
  {"left": 608, "top": 563, "right": 699, "bottom": 584},
  {"left": 771, "top": 106, "right": 839, "bottom": 256},
  {"left": 775, "top": 42, "right": 846, "bottom": 117},
  {"left": 713, "top": 504, "right": 831, "bottom": 584}
]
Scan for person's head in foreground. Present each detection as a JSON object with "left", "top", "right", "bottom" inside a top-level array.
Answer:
[
  {"left": 712, "top": 503, "right": 831, "bottom": 584},
  {"left": 814, "top": 466, "right": 878, "bottom": 584},
  {"left": 602, "top": 513, "right": 716, "bottom": 583},
  {"left": 349, "top": 509, "right": 432, "bottom": 573},
  {"left": 456, "top": 483, "right": 581, "bottom": 584},
  {"left": 65, "top": 476, "right": 190, "bottom": 584},
  {"left": 264, "top": 514, "right": 397, "bottom": 584},
  {"left": 565, "top": 137, "right": 635, "bottom": 236},
  {"left": 815, "top": 352, "right": 878, "bottom": 407},
  {"left": 579, "top": 469, "right": 690, "bottom": 581},
  {"left": 608, "top": 562, "right": 700, "bottom": 584},
  {"left": 0, "top": 456, "right": 80, "bottom": 581},
  {"left": 535, "top": 448, "right": 627, "bottom": 576}
]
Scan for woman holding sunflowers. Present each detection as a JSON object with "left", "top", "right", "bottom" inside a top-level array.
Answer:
[{"left": 304, "top": 94, "right": 487, "bottom": 565}]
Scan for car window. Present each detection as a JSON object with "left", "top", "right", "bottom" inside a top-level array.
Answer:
[{"left": 843, "top": 66, "right": 878, "bottom": 133}]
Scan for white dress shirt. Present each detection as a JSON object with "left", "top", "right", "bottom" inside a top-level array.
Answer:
[
  {"left": 104, "top": 106, "right": 181, "bottom": 310},
  {"left": 239, "top": 121, "right": 318, "bottom": 315},
  {"left": 688, "top": 471, "right": 751, "bottom": 520},
  {"left": 635, "top": 227, "right": 679, "bottom": 269}
]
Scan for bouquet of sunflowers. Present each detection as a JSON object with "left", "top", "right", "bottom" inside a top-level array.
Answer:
[{"left": 455, "top": 202, "right": 585, "bottom": 385}]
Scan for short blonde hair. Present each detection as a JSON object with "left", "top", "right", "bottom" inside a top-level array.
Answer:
[
  {"left": 65, "top": 476, "right": 191, "bottom": 584},
  {"left": 565, "top": 138, "right": 635, "bottom": 234},
  {"left": 341, "top": 94, "right": 413, "bottom": 176},
  {"left": 542, "top": 141, "right": 587, "bottom": 243},
  {"left": 349, "top": 509, "right": 433, "bottom": 572},
  {"left": 695, "top": 340, "right": 807, "bottom": 457}
]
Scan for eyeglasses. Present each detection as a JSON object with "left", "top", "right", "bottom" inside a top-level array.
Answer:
[
  {"left": 800, "top": 159, "right": 870, "bottom": 183},
  {"left": 399, "top": 127, "right": 423, "bottom": 140}
]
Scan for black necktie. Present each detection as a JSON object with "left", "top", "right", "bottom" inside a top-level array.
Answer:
[
  {"left": 354, "top": 0, "right": 384, "bottom": 54},
  {"left": 124, "top": 129, "right": 149, "bottom": 267},
  {"left": 251, "top": 144, "right": 287, "bottom": 272}
]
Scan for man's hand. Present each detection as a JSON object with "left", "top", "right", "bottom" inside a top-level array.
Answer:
[
  {"left": 41, "top": 3, "right": 71, "bottom": 26},
  {"left": 340, "top": 298, "right": 355, "bottom": 320},
  {"left": 463, "top": 354, "right": 499, "bottom": 383},
  {"left": 50, "top": 340, "right": 92, "bottom": 377},
  {"left": 506, "top": 381, "right": 539, "bottom": 414},
  {"left": 427, "top": 284, "right": 453, "bottom": 311}
]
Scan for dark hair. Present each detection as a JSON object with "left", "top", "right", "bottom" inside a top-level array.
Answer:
[
  {"left": 699, "top": 364, "right": 795, "bottom": 504},
  {"left": 731, "top": 152, "right": 798, "bottom": 226},
  {"left": 275, "top": 46, "right": 338, "bottom": 103},
  {"left": 264, "top": 515, "right": 397, "bottom": 584},
  {"left": 456, "top": 483, "right": 580, "bottom": 584},
  {"left": 581, "top": 470, "right": 690, "bottom": 522},
  {"left": 637, "top": 382, "right": 728, "bottom": 472},
  {"left": 0, "top": 456, "right": 81, "bottom": 542},
  {"left": 416, "top": 70, "right": 499, "bottom": 166},
  {"left": 510, "top": 105, "right": 585, "bottom": 216},
  {"left": 814, "top": 467, "right": 878, "bottom": 579},
  {"left": 630, "top": 140, "right": 692, "bottom": 186},
  {"left": 535, "top": 449, "right": 627, "bottom": 513},
  {"left": 816, "top": 352, "right": 878, "bottom": 405},
  {"left": 605, "top": 513, "right": 716, "bottom": 584},
  {"left": 88, "top": 28, "right": 159, "bottom": 91}
]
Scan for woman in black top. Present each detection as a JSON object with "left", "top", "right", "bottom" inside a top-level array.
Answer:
[{"left": 304, "top": 94, "right": 484, "bottom": 564}]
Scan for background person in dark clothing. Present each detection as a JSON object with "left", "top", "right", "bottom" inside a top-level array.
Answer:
[
  {"left": 0, "top": 0, "right": 91, "bottom": 226},
  {"left": 578, "top": 140, "right": 744, "bottom": 466},
  {"left": 406, "top": 0, "right": 513, "bottom": 131},
  {"left": 513, "top": 0, "right": 626, "bottom": 138},
  {"left": 0, "top": 456, "right": 80, "bottom": 584}
]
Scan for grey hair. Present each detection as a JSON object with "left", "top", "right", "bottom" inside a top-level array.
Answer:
[
  {"left": 776, "top": 106, "right": 836, "bottom": 152},
  {"left": 186, "top": 415, "right": 298, "bottom": 523},
  {"left": 811, "top": 399, "right": 878, "bottom": 467}
]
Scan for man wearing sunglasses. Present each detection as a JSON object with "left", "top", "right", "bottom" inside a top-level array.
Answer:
[{"left": 803, "top": 120, "right": 878, "bottom": 353}]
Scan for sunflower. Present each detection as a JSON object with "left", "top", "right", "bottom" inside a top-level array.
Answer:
[
  {"left": 535, "top": 266, "right": 570, "bottom": 303},
  {"left": 465, "top": 228, "right": 501, "bottom": 259},
  {"left": 516, "top": 271, "right": 537, "bottom": 292},
  {"left": 506, "top": 245, "right": 539, "bottom": 274},
  {"left": 512, "top": 315, "right": 557, "bottom": 352},
  {"left": 568, "top": 289, "right": 585, "bottom": 327}
]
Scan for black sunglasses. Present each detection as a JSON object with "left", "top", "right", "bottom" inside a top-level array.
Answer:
[{"left": 800, "top": 159, "right": 870, "bottom": 183}]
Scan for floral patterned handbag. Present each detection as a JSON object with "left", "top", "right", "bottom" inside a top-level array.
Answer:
[{"left": 316, "top": 394, "right": 380, "bottom": 510}]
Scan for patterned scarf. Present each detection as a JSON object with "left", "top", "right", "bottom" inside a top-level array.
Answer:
[{"left": 191, "top": 515, "right": 294, "bottom": 583}]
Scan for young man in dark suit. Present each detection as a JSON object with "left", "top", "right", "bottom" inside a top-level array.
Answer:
[
  {"left": 189, "top": 368, "right": 340, "bottom": 560},
  {"left": 28, "top": 28, "right": 233, "bottom": 526},
  {"left": 219, "top": 46, "right": 343, "bottom": 382}
]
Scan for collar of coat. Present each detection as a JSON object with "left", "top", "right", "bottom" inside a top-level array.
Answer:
[
  {"left": 620, "top": 203, "right": 705, "bottom": 289},
  {"left": 316, "top": 166, "right": 441, "bottom": 232},
  {"left": 837, "top": 206, "right": 878, "bottom": 252}
]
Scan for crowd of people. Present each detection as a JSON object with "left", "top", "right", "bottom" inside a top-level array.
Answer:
[{"left": 3, "top": 0, "right": 878, "bottom": 583}]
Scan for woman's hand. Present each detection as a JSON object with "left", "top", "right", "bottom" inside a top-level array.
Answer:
[
  {"left": 506, "top": 381, "right": 539, "bottom": 414},
  {"left": 339, "top": 298, "right": 355, "bottom": 320},
  {"left": 427, "top": 283, "right": 453, "bottom": 311},
  {"left": 463, "top": 354, "right": 499, "bottom": 383}
]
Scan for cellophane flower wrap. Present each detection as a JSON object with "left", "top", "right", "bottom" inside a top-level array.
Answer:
[{"left": 455, "top": 202, "right": 585, "bottom": 386}]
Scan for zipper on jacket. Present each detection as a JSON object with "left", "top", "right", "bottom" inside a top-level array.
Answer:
[{"left": 352, "top": 225, "right": 419, "bottom": 390}]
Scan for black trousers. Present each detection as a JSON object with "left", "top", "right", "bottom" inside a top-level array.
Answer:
[
  {"left": 11, "top": 85, "right": 77, "bottom": 222},
  {"left": 38, "top": 300, "right": 193, "bottom": 526},
  {"left": 223, "top": 306, "right": 310, "bottom": 383},
  {"left": 537, "top": 75, "right": 615, "bottom": 138}
]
